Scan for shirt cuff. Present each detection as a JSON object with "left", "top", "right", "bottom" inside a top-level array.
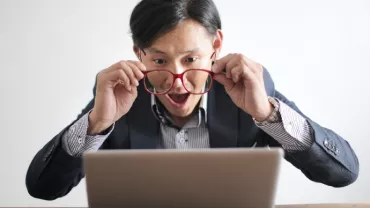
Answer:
[
  {"left": 255, "top": 98, "right": 314, "bottom": 152},
  {"left": 62, "top": 110, "right": 114, "bottom": 156}
]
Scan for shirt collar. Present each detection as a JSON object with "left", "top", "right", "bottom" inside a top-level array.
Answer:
[{"left": 151, "top": 93, "right": 208, "bottom": 127}]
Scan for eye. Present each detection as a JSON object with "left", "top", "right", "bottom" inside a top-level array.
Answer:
[
  {"left": 153, "top": 59, "right": 166, "bottom": 65},
  {"left": 185, "top": 57, "right": 198, "bottom": 63}
]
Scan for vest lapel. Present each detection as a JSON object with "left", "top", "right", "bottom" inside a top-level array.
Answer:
[
  {"left": 127, "top": 81, "right": 160, "bottom": 149},
  {"left": 207, "top": 82, "right": 239, "bottom": 148}
]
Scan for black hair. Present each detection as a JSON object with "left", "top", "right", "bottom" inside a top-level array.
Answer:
[{"left": 129, "top": 0, "right": 221, "bottom": 49}]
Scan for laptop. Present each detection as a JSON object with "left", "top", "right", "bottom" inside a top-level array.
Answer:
[{"left": 83, "top": 148, "right": 284, "bottom": 208}]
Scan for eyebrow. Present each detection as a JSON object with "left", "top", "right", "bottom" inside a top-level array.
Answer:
[{"left": 147, "top": 47, "right": 200, "bottom": 55}]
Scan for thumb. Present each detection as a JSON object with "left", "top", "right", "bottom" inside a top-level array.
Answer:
[{"left": 213, "top": 73, "right": 234, "bottom": 92}]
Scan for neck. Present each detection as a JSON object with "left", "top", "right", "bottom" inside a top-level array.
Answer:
[{"left": 171, "top": 113, "right": 193, "bottom": 128}]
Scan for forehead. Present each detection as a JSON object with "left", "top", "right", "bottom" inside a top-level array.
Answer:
[{"left": 149, "top": 20, "right": 213, "bottom": 54}]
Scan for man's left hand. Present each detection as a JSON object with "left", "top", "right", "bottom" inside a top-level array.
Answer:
[{"left": 212, "top": 53, "right": 273, "bottom": 121}]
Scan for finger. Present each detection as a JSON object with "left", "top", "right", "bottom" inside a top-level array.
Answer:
[
  {"left": 120, "top": 62, "right": 139, "bottom": 86},
  {"left": 213, "top": 73, "right": 234, "bottom": 92},
  {"left": 243, "top": 56, "right": 260, "bottom": 72},
  {"left": 106, "top": 70, "right": 132, "bottom": 91},
  {"left": 230, "top": 65, "right": 256, "bottom": 83},
  {"left": 211, "top": 53, "right": 234, "bottom": 74},
  {"left": 127, "top": 60, "right": 146, "bottom": 72},
  {"left": 126, "top": 61, "right": 145, "bottom": 80},
  {"left": 106, "top": 60, "right": 138, "bottom": 72},
  {"left": 117, "top": 70, "right": 132, "bottom": 91},
  {"left": 105, "top": 61, "right": 124, "bottom": 72},
  {"left": 213, "top": 53, "right": 247, "bottom": 79},
  {"left": 229, "top": 66, "right": 243, "bottom": 83},
  {"left": 236, "top": 57, "right": 264, "bottom": 82},
  {"left": 223, "top": 55, "right": 244, "bottom": 79}
]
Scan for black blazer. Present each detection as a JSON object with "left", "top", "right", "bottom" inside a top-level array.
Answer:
[{"left": 25, "top": 68, "right": 359, "bottom": 200}]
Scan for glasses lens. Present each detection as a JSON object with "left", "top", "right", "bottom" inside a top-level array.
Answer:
[
  {"left": 144, "top": 70, "right": 173, "bottom": 94},
  {"left": 183, "top": 69, "right": 213, "bottom": 94}
]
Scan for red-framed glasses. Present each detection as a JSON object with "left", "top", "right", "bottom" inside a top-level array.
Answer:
[
  {"left": 142, "top": 69, "right": 215, "bottom": 95},
  {"left": 139, "top": 49, "right": 217, "bottom": 95}
]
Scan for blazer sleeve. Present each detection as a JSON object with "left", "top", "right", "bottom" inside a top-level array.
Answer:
[
  {"left": 24, "top": 78, "right": 116, "bottom": 200},
  {"left": 270, "top": 90, "right": 359, "bottom": 187},
  {"left": 25, "top": 98, "right": 96, "bottom": 200}
]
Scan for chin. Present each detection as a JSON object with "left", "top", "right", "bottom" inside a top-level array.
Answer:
[
  {"left": 168, "top": 107, "right": 193, "bottom": 118},
  {"left": 165, "top": 102, "right": 194, "bottom": 117}
]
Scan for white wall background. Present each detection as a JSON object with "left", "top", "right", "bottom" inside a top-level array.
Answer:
[{"left": 0, "top": 0, "right": 369, "bottom": 206}]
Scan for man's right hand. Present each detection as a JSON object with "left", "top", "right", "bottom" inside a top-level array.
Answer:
[{"left": 88, "top": 60, "right": 146, "bottom": 135}]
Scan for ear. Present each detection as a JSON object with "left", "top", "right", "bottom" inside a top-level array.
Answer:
[
  {"left": 213, "top": 29, "right": 223, "bottom": 59},
  {"left": 133, "top": 45, "right": 141, "bottom": 61}
]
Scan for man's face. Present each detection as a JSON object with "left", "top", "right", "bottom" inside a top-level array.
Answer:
[{"left": 137, "top": 20, "right": 222, "bottom": 118}]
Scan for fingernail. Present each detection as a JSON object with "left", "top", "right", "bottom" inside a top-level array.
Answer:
[{"left": 135, "top": 80, "right": 139, "bottom": 86}]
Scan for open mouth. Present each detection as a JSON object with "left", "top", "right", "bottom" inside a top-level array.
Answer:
[{"left": 167, "top": 93, "right": 190, "bottom": 106}]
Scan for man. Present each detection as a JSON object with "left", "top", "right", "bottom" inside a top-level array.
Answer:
[{"left": 26, "top": 0, "right": 359, "bottom": 201}]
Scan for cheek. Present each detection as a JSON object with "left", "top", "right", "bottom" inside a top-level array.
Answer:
[
  {"left": 184, "top": 71, "right": 211, "bottom": 91},
  {"left": 195, "top": 58, "right": 212, "bottom": 69},
  {"left": 157, "top": 94, "right": 168, "bottom": 104},
  {"left": 188, "top": 94, "right": 202, "bottom": 106}
]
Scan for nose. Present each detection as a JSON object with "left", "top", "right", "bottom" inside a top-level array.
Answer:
[
  {"left": 172, "top": 77, "right": 182, "bottom": 88},
  {"left": 170, "top": 66, "right": 186, "bottom": 93}
]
